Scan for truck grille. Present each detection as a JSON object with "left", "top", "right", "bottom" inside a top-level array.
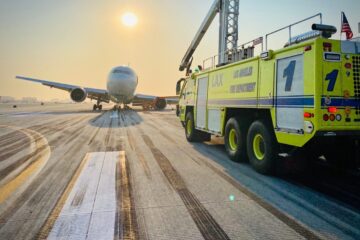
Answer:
[{"left": 353, "top": 56, "right": 360, "bottom": 115}]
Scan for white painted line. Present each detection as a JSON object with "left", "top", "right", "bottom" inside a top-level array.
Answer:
[
  {"left": 10, "top": 112, "right": 49, "bottom": 117},
  {"left": 48, "top": 151, "right": 122, "bottom": 240}
]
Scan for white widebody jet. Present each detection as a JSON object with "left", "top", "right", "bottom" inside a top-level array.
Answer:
[{"left": 16, "top": 66, "right": 177, "bottom": 110}]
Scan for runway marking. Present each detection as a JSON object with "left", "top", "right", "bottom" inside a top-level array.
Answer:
[
  {"left": 139, "top": 130, "right": 230, "bottom": 240},
  {"left": 0, "top": 126, "right": 51, "bottom": 204},
  {"left": 38, "top": 151, "right": 136, "bottom": 240},
  {"left": 9, "top": 112, "right": 48, "bottom": 117},
  {"left": 37, "top": 153, "right": 90, "bottom": 239}
]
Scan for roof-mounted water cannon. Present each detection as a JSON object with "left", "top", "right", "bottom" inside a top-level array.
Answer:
[{"left": 312, "top": 24, "right": 337, "bottom": 38}]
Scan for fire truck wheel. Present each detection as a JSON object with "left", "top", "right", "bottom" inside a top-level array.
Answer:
[
  {"left": 247, "top": 120, "right": 278, "bottom": 174},
  {"left": 185, "top": 112, "right": 208, "bottom": 142},
  {"left": 224, "top": 117, "right": 247, "bottom": 162}
]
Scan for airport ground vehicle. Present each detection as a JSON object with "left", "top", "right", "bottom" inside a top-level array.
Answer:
[{"left": 176, "top": 8, "right": 360, "bottom": 173}]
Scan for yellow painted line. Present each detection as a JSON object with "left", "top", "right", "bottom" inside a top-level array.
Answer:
[
  {"left": 36, "top": 153, "right": 90, "bottom": 240},
  {"left": 0, "top": 126, "right": 51, "bottom": 204}
]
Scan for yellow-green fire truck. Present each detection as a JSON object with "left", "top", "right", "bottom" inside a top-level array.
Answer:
[{"left": 176, "top": 8, "right": 360, "bottom": 174}]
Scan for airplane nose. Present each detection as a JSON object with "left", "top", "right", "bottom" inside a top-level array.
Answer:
[
  {"left": 108, "top": 75, "right": 136, "bottom": 97},
  {"left": 117, "top": 77, "right": 135, "bottom": 90}
]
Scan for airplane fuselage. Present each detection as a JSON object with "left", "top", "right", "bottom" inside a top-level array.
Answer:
[{"left": 107, "top": 66, "right": 138, "bottom": 104}]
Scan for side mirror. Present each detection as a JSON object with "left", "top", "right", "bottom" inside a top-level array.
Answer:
[{"left": 176, "top": 78, "right": 185, "bottom": 95}]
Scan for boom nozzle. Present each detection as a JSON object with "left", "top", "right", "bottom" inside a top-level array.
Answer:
[{"left": 311, "top": 24, "right": 337, "bottom": 38}]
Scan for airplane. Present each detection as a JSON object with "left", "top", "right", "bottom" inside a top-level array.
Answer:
[{"left": 16, "top": 66, "right": 178, "bottom": 111}]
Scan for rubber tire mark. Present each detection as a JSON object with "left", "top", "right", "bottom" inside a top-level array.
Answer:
[
  {"left": 105, "top": 118, "right": 113, "bottom": 150},
  {"left": 0, "top": 132, "right": 31, "bottom": 161},
  {"left": 126, "top": 129, "right": 151, "bottom": 179},
  {"left": 139, "top": 130, "right": 230, "bottom": 240},
  {"left": 144, "top": 122, "right": 322, "bottom": 240},
  {"left": 0, "top": 126, "right": 51, "bottom": 204},
  {"left": 115, "top": 152, "right": 139, "bottom": 240},
  {"left": 198, "top": 157, "right": 323, "bottom": 240},
  {"left": 140, "top": 123, "right": 321, "bottom": 239}
]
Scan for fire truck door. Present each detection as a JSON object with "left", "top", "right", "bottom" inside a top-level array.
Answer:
[
  {"left": 196, "top": 77, "right": 208, "bottom": 129},
  {"left": 276, "top": 54, "right": 304, "bottom": 132}
]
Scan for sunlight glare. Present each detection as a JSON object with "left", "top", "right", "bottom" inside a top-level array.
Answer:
[{"left": 122, "top": 12, "right": 138, "bottom": 27}]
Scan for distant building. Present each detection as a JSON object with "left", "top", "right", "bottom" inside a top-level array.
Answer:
[
  {"left": 0, "top": 96, "right": 15, "bottom": 103},
  {"left": 21, "top": 97, "right": 37, "bottom": 103},
  {"left": 50, "top": 98, "right": 73, "bottom": 104}
]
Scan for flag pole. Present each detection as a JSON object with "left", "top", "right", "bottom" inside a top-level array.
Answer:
[{"left": 340, "top": 11, "right": 343, "bottom": 41}]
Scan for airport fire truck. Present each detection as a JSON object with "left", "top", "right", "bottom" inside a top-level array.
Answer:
[{"left": 176, "top": 0, "right": 360, "bottom": 174}]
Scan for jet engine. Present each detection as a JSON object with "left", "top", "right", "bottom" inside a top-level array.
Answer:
[
  {"left": 70, "top": 88, "right": 87, "bottom": 102},
  {"left": 154, "top": 97, "right": 167, "bottom": 110}
]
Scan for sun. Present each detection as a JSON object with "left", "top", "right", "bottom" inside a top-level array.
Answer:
[{"left": 122, "top": 12, "right": 138, "bottom": 27}]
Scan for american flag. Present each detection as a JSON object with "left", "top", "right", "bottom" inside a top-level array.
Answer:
[{"left": 341, "top": 12, "right": 353, "bottom": 40}]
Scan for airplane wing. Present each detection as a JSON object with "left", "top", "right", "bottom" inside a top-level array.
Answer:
[
  {"left": 159, "top": 96, "right": 180, "bottom": 105},
  {"left": 133, "top": 94, "right": 179, "bottom": 104},
  {"left": 132, "top": 93, "right": 179, "bottom": 110},
  {"left": 16, "top": 76, "right": 110, "bottom": 103}
]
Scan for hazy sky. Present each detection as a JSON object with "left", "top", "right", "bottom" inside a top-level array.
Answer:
[{"left": 0, "top": 0, "right": 359, "bottom": 100}]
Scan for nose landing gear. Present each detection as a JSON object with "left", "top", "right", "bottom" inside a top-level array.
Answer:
[
  {"left": 113, "top": 104, "right": 131, "bottom": 111},
  {"left": 93, "top": 104, "right": 102, "bottom": 111},
  {"left": 93, "top": 99, "right": 102, "bottom": 111}
]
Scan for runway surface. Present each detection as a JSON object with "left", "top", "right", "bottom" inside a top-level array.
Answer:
[{"left": 0, "top": 103, "right": 359, "bottom": 240}]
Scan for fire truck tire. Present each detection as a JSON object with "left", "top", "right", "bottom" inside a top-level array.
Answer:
[
  {"left": 247, "top": 120, "right": 278, "bottom": 174},
  {"left": 185, "top": 112, "right": 209, "bottom": 142},
  {"left": 224, "top": 117, "right": 247, "bottom": 162}
]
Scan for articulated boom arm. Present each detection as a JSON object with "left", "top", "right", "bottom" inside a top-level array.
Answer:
[
  {"left": 179, "top": 0, "right": 220, "bottom": 71},
  {"left": 179, "top": 0, "right": 240, "bottom": 71}
]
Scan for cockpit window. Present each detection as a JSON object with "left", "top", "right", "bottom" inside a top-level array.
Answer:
[{"left": 113, "top": 69, "right": 130, "bottom": 74}]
